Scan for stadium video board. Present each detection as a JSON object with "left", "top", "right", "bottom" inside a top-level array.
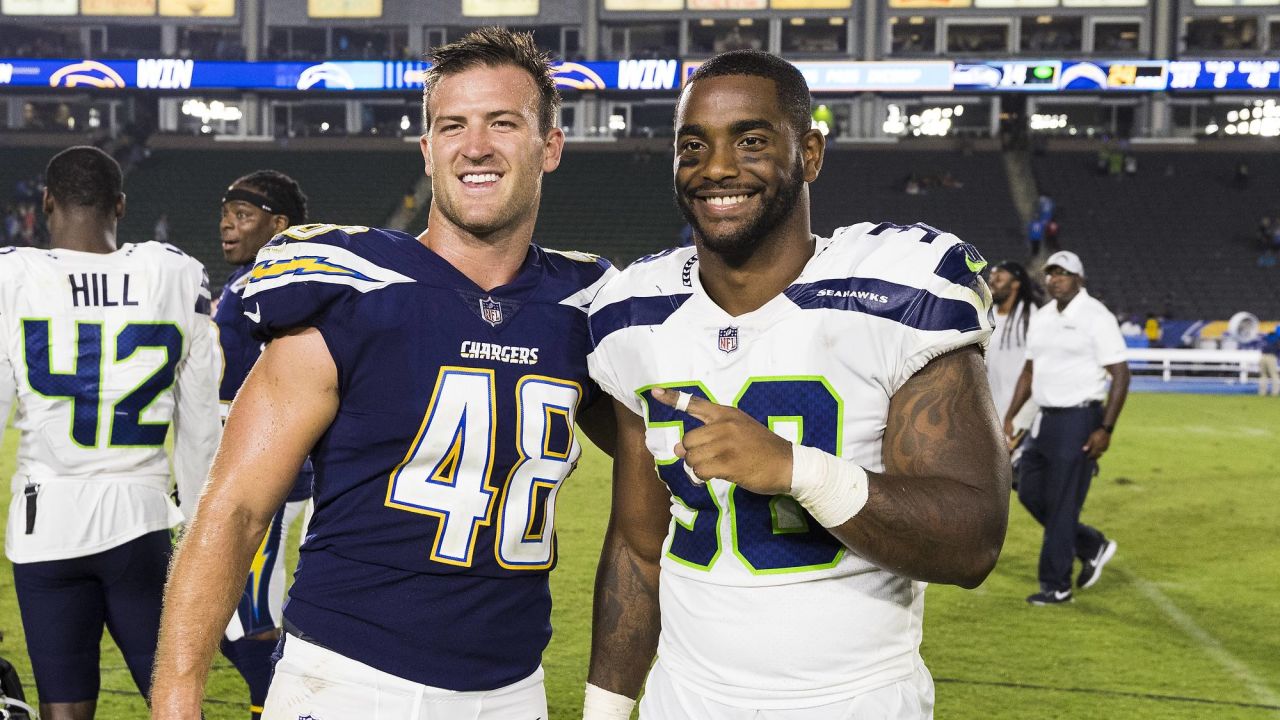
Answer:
[
  {"left": 0, "top": 57, "right": 686, "bottom": 92},
  {"left": 3, "top": 57, "right": 1280, "bottom": 93}
]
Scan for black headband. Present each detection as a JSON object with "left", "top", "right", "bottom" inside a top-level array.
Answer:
[{"left": 221, "top": 186, "right": 303, "bottom": 225}]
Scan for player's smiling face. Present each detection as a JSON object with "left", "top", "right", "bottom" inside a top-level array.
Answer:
[
  {"left": 219, "top": 194, "right": 283, "bottom": 265},
  {"left": 674, "top": 74, "right": 817, "bottom": 265},
  {"left": 421, "top": 64, "right": 563, "bottom": 240}
]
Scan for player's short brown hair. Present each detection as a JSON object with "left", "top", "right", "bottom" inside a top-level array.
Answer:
[{"left": 422, "top": 26, "right": 561, "bottom": 136}]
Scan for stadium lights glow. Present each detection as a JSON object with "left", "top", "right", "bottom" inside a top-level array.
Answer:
[
  {"left": 1217, "top": 100, "right": 1280, "bottom": 137},
  {"left": 181, "top": 99, "right": 242, "bottom": 123},
  {"left": 1030, "top": 113, "right": 1068, "bottom": 130},
  {"left": 400, "top": 115, "right": 410, "bottom": 131},
  {"left": 320, "top": 122, "right": 330, "bottom": 132},
  {"left": 884, "top": 103, "right": 961, "bottom": 137},
  {"left": 608, "top": 113, "right": 626, "bottom": 131}
]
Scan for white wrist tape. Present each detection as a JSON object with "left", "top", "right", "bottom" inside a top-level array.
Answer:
[
  {"left": 788, "top": 443, "right": 870, "bottom": 528},
  {"left": 583, "top": 683, "right": 636, "bottom": 720}
]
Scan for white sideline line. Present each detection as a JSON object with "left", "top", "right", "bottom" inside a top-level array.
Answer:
[{"left": 1120, "top": 567, "right": 1280, "bottom": 710}]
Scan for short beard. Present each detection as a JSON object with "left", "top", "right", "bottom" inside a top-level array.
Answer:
[{"left": 677, "top": 157, "right": 805, "bottom": 268}]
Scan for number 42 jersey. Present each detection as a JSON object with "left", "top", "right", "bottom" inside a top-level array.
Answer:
[
  {"left": 0, "top": 242, "right": 220, "bottom": 564},
  {"left": 587, "top": 223, "right": 993, "bottom": 709},
  {"left": 243, "top": 224, "right": 614, "bottom": 692}
]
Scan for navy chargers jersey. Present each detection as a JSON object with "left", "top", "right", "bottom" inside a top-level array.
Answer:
[
  {"left": 242, "top": 223, "right": 614, "bottom": 691},
  {"left": 214, "top": 264, "right": 312, "bottom": 503}
]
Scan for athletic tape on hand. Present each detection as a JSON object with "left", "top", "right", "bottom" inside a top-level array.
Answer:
[
  {"left": 789, "top": 443, "right": 869, "bottom": 527},
  {"left": 674, "top": 390, "right": 692, "bottom": 413},
  {"left": 583, "top": 683, "right": 636, "bottom": 720}
]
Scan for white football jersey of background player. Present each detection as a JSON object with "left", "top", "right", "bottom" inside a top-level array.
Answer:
[
  {"left": 0, "top": 242, "right": 220, "bottom": 563},
  {"left": 588, "top": 222, "right": 994, "bottom": 709},
  {"left": 987, "top": 301, "right": 1038, "bottom": 423}
]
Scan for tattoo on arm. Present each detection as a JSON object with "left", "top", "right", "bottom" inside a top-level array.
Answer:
[{"left": 828, "top": 347, "right": 1010, "bottom": 587}]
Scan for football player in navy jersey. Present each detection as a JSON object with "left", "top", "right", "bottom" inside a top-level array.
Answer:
[
  {"left": 151, "top": 27, "right": 615, "bottom": 720},
  {"left": 213, "top": 169, "right": 313, "bottom": 720}
]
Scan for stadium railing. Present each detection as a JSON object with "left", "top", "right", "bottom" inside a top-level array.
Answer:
[{"left": 1126, "top": 348, "right": 1260, "bottom": 384}]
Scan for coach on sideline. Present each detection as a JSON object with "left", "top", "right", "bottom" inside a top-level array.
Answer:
[{"left": 1004, "top": 250, "right": 1127, "bottom": 606}]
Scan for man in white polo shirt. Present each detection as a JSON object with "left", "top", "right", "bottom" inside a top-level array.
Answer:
[{"left": 1004, "top": 250, "right": 1127, "bottom": 605}]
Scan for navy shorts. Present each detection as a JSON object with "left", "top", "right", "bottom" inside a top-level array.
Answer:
[{"left": 11, "top": 530, "right": 172, "bottom": 703}]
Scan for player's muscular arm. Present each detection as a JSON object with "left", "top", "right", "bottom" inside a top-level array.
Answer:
[
  {"left": 845, "top": 346, "right": 1010, "bottom": 587},
  {"left": 587, "top": 399, "right": 668, "bottom": 701},
  {"left": 151, "top": 328, "right": 338, "bottom": 720}
]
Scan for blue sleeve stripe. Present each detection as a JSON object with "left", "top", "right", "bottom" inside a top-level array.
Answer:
[
  {"left": 933, "top": 242, "right": 987, "bottom": 285},
  {"left": 785, "top": 277, "right": 982, "bottom": 333},
  {"left": 589, "top": 293, "right": 692, "bottom": 348}
]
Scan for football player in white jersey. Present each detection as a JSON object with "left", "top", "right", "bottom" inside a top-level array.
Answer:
[
  {"left": 986, "top": 261, "right": 1042, "bottom": 451},
  {"left": 583, "top": 52, "right": 1011, "bottom": 719},
  {"left": 0, "top": 146, "right": 219, "bottom": 720}
]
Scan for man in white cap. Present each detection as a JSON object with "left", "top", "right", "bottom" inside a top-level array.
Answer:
[{"left": 1004, "top": 250, "right": 1128, "bottom": 605}]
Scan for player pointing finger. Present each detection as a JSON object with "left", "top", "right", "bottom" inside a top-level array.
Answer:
[{"left": 650, "top": 387, "right": 793, "bottom": 495}]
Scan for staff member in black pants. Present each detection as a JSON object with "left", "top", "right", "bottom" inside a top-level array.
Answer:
[{"left": 1005, "top": 250, "right": 1128, "bottom": 605}]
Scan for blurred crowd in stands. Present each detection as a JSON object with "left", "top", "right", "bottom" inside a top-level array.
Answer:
[
  {"left": 901, "top": 171, "right": 964, "bottom": 196},
  {"left": 2, "top": 176, "right": 48, "bottom": 249}
]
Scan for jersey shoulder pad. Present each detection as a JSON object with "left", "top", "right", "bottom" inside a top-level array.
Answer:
[
  {"left": 801, "top": 221, "right": 991, "bottom": 337},
  {"left": 829, "top": 221, "right": 988, "bottom": 290},
  {"left": 536, "top": 245, "right": 617, "bottom": 312},
  {"left": 599, "top": 245, "right": 697, "bottom": 307},
  {"left": 125, "top": 241, "right": 211, "bottom": 315},
  {"left": 241, "top": 224, "right": 414, "bottom": 339},
  {"left": 588, "top": 246, "right": 695, "bottom": 349}
]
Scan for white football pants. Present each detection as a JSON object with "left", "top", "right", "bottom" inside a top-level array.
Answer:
[
  {"left": 638, "top": 656, "right": 934, "bottom": 720},
  {"left": 263, "top": 633, "right": 547, "bottom": 720}
]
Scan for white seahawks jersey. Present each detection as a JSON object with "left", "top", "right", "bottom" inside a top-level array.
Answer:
[
  {"left": 587, "top": 222, "right": 993, "bottom": 708},
  {"left": 0, "top": 243, "right": 220, "bottom": 563}
]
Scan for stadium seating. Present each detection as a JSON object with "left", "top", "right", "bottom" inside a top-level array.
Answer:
[
  {"left": 809, "top": 147, "right": 1024, "bottom": 262},
  {"left": 0, "top": 147, "right": 50, "bottom": 206},
  {"left": 537, "top": 147, "right": 684, "bottom": 265},
  {"left": 535, "top": 145, "right": 1024, "bottom": 268},
  {"left": 1031, "top": 150, "right": 1280, "bottom": 319}
]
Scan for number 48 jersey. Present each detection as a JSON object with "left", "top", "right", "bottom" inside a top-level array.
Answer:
[
  {"left": 0, "top": 243, "right": 220, "bottom": 564},
  {"left": 587, "top": 222, "right": 993, "bottom": 709},
  {"left": 243, "top": 224, "right": 614, "bottom": 692}
]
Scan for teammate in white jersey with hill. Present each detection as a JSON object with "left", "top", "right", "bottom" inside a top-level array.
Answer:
[
  {"left": 0, "top": 146, "right": 219, "bottom": 720},
  {"left": 583, "top": 52, "right": 1011, "bottom": 719}
]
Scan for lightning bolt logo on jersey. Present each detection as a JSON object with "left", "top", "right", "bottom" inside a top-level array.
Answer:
[
  {"left": 243, "top": 225, "right": 614, "bottom": 692},
  {"left": 587, "top": 222, "right": 993, "bottom": 709}
]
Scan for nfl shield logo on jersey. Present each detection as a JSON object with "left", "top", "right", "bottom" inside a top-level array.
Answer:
[
  {"left": 479, "top": 296, "right": 504, "bottom": 327},
  {"left": 718, "top": 326, "right": 739, "bottom": 353}
]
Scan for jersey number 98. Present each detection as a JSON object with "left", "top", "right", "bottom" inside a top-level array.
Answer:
[{"left": 647, "top": 377, "right": 846, "bottom": 575}]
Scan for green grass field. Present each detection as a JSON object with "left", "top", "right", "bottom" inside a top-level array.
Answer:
[{"left": 1, "top": 393, "right": 1278, "bottom": 718}]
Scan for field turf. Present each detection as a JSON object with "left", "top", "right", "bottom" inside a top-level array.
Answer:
[{"left": 0, "top": 393, "right": 1276, "bottom": 718}]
